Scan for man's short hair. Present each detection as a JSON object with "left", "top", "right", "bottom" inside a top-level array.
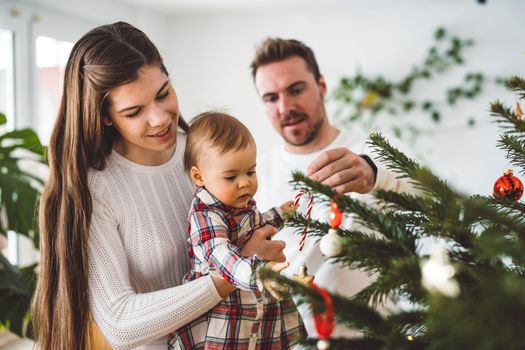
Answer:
[
  {"left": 184, "top": 112, "right": 255, "bottom": 172},
  {"left": 250, "top": 37, "right": 321, "bottom": 82}
]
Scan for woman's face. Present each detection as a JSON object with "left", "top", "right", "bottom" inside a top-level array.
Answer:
[{"left": 107, "top": 65, "right": 180, "bottom": 165}]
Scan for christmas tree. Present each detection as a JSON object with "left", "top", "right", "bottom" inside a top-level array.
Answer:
[{"left": 259, "top": 76, "right": 525, "bottom": 350}]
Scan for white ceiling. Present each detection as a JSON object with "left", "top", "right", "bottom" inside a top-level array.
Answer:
[
  {"left": 113, "top": 0, "right": 487, "bottom": 15},
  {"left": 114, "top": 0, "right": 364, "bottom": 14}
]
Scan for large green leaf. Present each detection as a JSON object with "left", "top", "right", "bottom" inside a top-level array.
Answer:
[
  {"left": 0, "top": 124, "right": 45, "bottom": 246},
  {"left": 0, "top": 114, "right": 47, "bottom": 339},
  {"left": 0, "top": 254, "right": 36, "bottom": 337},
  {"left": 0, "top": 128, "right": 47, "bottom": 159},
  {"left": 0, "top": 171, "right": 41, "bottom": 247}
]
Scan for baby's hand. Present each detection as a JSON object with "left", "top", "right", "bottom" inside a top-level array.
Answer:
[
  {"left": 263, "top": 261, "right": 290, "bottom": 301},
  {"left": 267, "top": 261, "right": 289, "bottom": 273},
  {"left": 280, "top": 200, "right": 296, "bottom": 215}
]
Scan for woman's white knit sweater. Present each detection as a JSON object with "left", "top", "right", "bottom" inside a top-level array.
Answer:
[{"left": 87, "top": 132, "right": 222, "bottom": 349}]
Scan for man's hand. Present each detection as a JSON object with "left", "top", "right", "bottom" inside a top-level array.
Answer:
[
  {"left": 307, "top": 147, "right": 375, "bottom": 194},
  {"left": 240, "top": 225, "right": 286, "bottom": 262}
]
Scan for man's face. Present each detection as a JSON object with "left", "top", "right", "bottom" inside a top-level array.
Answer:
[{"left": 254, "top": 56, "right": 327, "bottom": 149}]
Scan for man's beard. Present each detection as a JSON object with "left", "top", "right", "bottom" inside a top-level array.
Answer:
[{"left": 281, "top": 111, "right": 324, "bottom": 147}]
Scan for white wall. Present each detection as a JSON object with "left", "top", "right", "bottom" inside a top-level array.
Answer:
[
  {"left": 1, "top": 0, "right": 174, "bottom": 74},
  {"left": 167, "top": 0, "right": 525, "bottom": 196},
  {"left": 2, "top": 0, "right": 524, "bottom": 198},
  {"left": 18, "top": 0, "right": 172, "bottom": 35}
]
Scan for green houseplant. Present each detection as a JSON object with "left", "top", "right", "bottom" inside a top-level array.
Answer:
[{"left": 0, "top": 111, "right": 46, "bottom": 338}]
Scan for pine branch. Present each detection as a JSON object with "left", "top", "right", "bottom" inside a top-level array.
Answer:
[
  {"left": 475, "top": 227, "right": 524, "bottom": 268},
  {"left": 418, "top": 219, "right": 475, "bottom": 251},
  {"left": 373, "top": 189, "right": 427, "bottom": 213},
  {"left": 257, "top": 268, "right": 391, "bottom": 336},
  {"left": 360, "top": 255, "right": 427, "bottom": 306},
  {"left": 486, "top": 194, "right": 525, "bottom": 210},
  {"left": 491, "top": 101, "right": 525, "bottom": 135},
  {"left": 375, "top": 182, "right": 479, "bottom": 251},
  {"left": 298, "top": 336, "right": 426, "bottom": 350},
  {"left": 298, "top": 337, "right": 384, "bottom": 350},
  {"left": 466, "top": 195, "right": 525, "bottom": 234},
  {"left": 497, "top": 134, "right": 525, "bottom": 174},
  {"left": 288, "top": 218, "right": 425, "bottom": 306},
  {"left": 374, "top": 186, "right": 482, "bottom": 252},
  {"left": 367, "top": 133, "right": 458, "bottom": 203},
  {"left": 296, "top": 313, "right": 429, "bottom": 350},
  {"left": 323, "top": 238, "right": 408, "bottom": 289},
  {"left": 280, "top": 74, "right": 525, "bottom": 348},
  {"left": 388, "top": 310, "right": 428, "bottom": 335},
  {"left": 284, "top": 212, "right": 331, "bottom": 238},
  {"left": 285, "top": 206, "right": 422, "bottom": 296},
  {"left": 285, "top": 211, "right": 423, "bottom": 304},
  {"left": 366, "top": 133, "right": 421, "bottom": 179},
  {"left": 505, "top": 76, "right": 525, "bottom": 99},
  {"left": 374, "top": 190, "right": 473, "bottom": 234},
  {"left": 291, "top": 172, "right": 419, "bottom": 250}
]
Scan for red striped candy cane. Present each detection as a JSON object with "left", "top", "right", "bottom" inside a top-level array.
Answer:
[{"left": 294, "top": 189, "right": 313, "bottom": 251}]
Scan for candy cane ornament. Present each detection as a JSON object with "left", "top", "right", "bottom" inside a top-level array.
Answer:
[{"left": 294, "top": 189, "right": 313, "bottom": 251}]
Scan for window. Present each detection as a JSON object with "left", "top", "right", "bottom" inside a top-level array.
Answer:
[
  {"left": 0, "top": 28, "right": 15, "bottom": 131},
  {"left": 0, "top": 28, "right": 17, "bottom": 264},
  {"left": 0, "top": 1, "right": 93, "bottom": 266},
  {"left": 35, "top": 35, "right": 73, "bottom": 144}
]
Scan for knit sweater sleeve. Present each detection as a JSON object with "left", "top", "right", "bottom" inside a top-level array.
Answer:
[
  {"left": 88, "top": 179, "right": 222, "bottom": 350},
  {"left": 359, "top": 136, "right": 419, "bottom": 195}
]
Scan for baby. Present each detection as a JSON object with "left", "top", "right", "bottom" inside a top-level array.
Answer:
[{"left": 168, "top": 112, "right": 306, "bottom": 350}]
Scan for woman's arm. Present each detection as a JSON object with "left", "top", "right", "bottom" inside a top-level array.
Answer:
[
  {"left": 210, "top": 275, "right": 236, "bottom": 297},
  {"left": 88, "top": 184, "right": 222, "bottom": 350}
]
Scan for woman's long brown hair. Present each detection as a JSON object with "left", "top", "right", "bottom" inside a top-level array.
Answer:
[{"left": 31, "top": 22, "right": 187, "bottom": 349}]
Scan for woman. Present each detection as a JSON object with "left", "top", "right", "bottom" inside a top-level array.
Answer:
[{"left": 32, "top": 22, "right": 286, "bottom": 350}]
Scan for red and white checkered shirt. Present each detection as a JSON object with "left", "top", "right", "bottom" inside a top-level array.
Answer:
[{"left": 168, "top": 187, "right": 306, "bottom": 350}]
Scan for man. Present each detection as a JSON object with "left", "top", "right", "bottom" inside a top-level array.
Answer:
[{"left": 251, "top": 37, "right": 412, "bottom": 338}]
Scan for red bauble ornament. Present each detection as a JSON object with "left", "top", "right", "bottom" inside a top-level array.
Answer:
[
  {"left": 493, "top": 169, "right": 523, "bottom": 201},
  {"left": 329, "top": 201, "right": 343, "bottom": 229}
]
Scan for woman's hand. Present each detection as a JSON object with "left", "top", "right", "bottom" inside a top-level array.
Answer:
[
  {"left": 211, "top": 276, "right": 236, "bottom": 298},
  {"left": 241, "top": 225, "right": 286, "bottom": 262}
]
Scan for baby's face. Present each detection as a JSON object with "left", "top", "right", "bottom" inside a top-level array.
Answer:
[{"left": 197, "top": 142, "right": 258, "bottom": 208}]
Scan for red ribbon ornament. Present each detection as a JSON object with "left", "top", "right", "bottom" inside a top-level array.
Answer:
[{"left": 311, "top": 282, "right": 335, "bottom": 345}]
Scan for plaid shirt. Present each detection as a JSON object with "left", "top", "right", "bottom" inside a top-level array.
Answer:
[{"left": 169, "top": 187, "right": 306, "bottom": 350}]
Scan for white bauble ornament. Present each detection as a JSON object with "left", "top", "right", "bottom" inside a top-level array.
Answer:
[
  {"left": 319, "top": 229, "right": 342, "bottom": 257},
  {"left": 317, "top": 339, "right": 330, "bottom": 350},
  {"left": 420, "top": 242, "right": 460, "bottom": 298}
]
